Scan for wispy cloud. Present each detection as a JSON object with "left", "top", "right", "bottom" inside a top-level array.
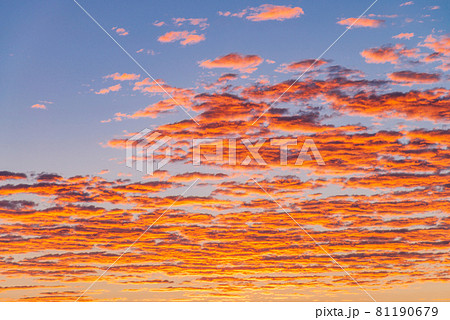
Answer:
[
  {"left": 400, "top": 1, "right": 414, "bottom": 6},
  {"left": 153, "top": 20, "right": 165, "bottom": 27}
]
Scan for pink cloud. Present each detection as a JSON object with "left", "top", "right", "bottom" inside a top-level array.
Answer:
[
  {"left": 112, "top": 27, "right": 128, "bottom": 36},
  {"left": 218, "top": 11, "right": 231, "bottom": 17},
  {"left": 337, "top": 17, "right": 384, "bottom": 28},
  {"left": 31, "top": 104, "right": 46, "bottom": 110},
  {"left": 421, "top": 34, "right": 450, "bottom": 56},
  {"left": 153, "top": 21, "right": 165, "bottom": 27},
  {"left": 421, "top": 34, "right": 450, "bottom": 71},
  {"left": 219, "top": 5, "right": 304, "bottom": 22},
  {"left": 158, "top": 31, "right": 205, "bottom": 45},
  {"left": 95, "top": 84, "right": 121, "bottom": 95},
  {"left": 393, "top": 33, "right": 414, "bottom": 40},
  {"left": 246, "top": 4, "right": 304, "bottom": 21},
  {"left": 104, "top": 73, "right": 140, "bottom": 81}
]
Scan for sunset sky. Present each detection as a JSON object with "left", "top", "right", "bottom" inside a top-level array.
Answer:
[{"left": 0, "top": 0, "right": 449, "bottom": 301}]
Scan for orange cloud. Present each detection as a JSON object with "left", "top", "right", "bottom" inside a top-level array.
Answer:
[
  {"left": 204, "top": 73, "right": 238, "bottom": 89},
  {"left": 95, "top": 84, "right": 121, "bottom": 95},
  {"left": 361, "top": 45, "right": 402, "bottom": 64},
  {"left": 393, "top": 33, "right": 414, "bottom": 40},
  {"left": 246, "top": 4, "right": 304, "bottom": 21},
  {"left": 276, "top": 59, "right": 328, "bottom": 73},
  {"left": 328, "top": 87, "right": 449, "bottom": 121},
  {"left": 31, "top": 104, "right": 46, "bottom": 110},
  {"left": 100, "top": 79, "right": 197, "bottom": 121},
  {"left": 337, "top": 17, "right": 384, "bottom": 28},
  {"left": 422, "top": 35, "right": 450, "bottom": 55},
  {"left": 158, "top": 31, "right": 205, "bottom": 45},
  {"left": 1, "top": 170, "right": 448, "bottom": 301},
  {"left": 0, "top": 171, "right": 27, "bottom": 181},
  {"left": 104, "top": 73, "right": 140, "bottom": 81},
  {"left": 199, "top": 53, "right": 264, "bottom": 73},
  {"left": 388, "top": 71, "right": 441, "bottom": 85},
  {"left": 421, "top": 34, "right": 450, "bottom": 71},
  {"left": 4, "top": 44, "right": 450, "bottom": 301}
]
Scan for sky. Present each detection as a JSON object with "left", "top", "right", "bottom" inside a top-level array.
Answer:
[{"left": 0, "top": 0, "right": 449, "bottom": 301}]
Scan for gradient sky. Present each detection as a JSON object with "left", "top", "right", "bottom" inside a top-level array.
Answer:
[{"left": 0, "top": 0, "right": 449, "bottom": 301}]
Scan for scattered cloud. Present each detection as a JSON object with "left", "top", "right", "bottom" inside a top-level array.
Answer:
[
  {"left": 276, "top": 59, "right": 328, "bottom": 73},
  {"left": 173, "top": 18, "right": 209, "bottom": 30},
  {"left": 4, "top": 54, "right": 450, "bottom": 300},
  {"left": 204, "top": 73, "right": 239, "bottom": 89},
  {"left": 158, "top": 30, "right": 205, "bottom": 45},
  {"left": 219, "top": 4, "right": 304, "bottom": 22},
  {"left": 136, "top": 48, "right": 156, "bottom": 55},
  {"left": 388, "top": 70, "right": 441, "bottom": 85},
  {"left": 393, "top": 32, "right": 414, "bottom": 40},
  {"left": 112, "top": 27, "right": 128, "bottom": 36},
  {"left": 420, "top": 34, "right": 450, "bottom": 71},
  {"left": 199, "top": 53, "right": 264, "bottom": 73},
  {"left": 360, "top": 44, "right": 421, "bottom": 64},
  {"left": 95, "top": 84, "right": 121, "bottom": 95},
  {"left": 104, "top": 73, "right": 140, "bottom": 81},
  {"left": 31, "top": 104, "right": 47, "bottom": 110},
  {"left": 246, "top": 4, "right": 304, "bottom": 21},
  {"left": 153, "top": 20, "right": 165, "bottom": 27},
  {"left": 368, "top": 14, "right": 398, "bottom": 18},
  {"left": 400, "top": 1, "right": 414, "bottom": 6},
  {"left": 337, "top": 17, "right": 384, "bottom": 28},
  {"left": 361, "top": 45, "right": 402, "bottom": 64},
  {"left": 361, "top": 35, "right": 449, "bottom": 71}
]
